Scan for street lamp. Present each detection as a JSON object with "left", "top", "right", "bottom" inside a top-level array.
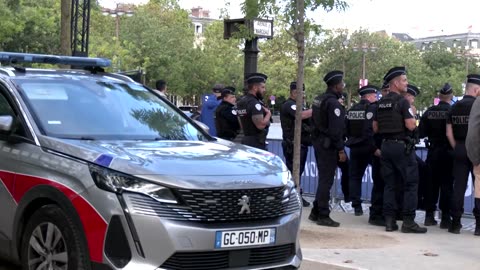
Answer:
[
  {"left": 352, "top": 43, "right": 377, "bottom": 88},
  {"left": 101, "top": 3, "right": 134, "bottom": 71}
]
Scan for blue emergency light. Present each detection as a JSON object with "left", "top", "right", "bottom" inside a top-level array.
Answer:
[{"left": 0, "top": 52, "right": 111, "bottom": 68}]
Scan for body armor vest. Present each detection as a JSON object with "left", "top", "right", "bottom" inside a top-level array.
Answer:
[
  {"left": 450, "top": 97, "right": 475, "bottom": 140},
  {"left": 377, "top": 93, "right": 405, "bottom": 136},
  {"left": 347, "top": 102, "right": 369, "bottom": 138}
]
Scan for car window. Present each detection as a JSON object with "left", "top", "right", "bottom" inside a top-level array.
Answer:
[
  {"left": 14, "top": 78, "right": 207, "bottom": 141},
  {"left": 0, "top": 85, "right": 27, "bottom": 138},
  {"left": 0, "top": 92, "right": 15, "bottom": 117}
]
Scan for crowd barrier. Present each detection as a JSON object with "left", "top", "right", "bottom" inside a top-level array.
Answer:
[{"left": 267, "top": 139, "right": 476, "bottom": 214}]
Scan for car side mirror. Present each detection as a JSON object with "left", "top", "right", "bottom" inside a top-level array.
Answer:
[
  {"left": 0, "top": 115, "right": 13, "bottom": 134},
  {"left": 194, "top": 120, "right": 210, "bottom": 134}
]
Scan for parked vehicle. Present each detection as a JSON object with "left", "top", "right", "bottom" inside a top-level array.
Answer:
[{"left": 0, "top": 52, "right": 302, "bottom": 270}]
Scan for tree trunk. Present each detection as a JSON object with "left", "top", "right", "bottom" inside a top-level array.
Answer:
[
  {"left": 60, "top": 0, "right": 71, "bottom": 56},
  {"left": 292, "top": 0, "right": 305, "bottom": 190}
]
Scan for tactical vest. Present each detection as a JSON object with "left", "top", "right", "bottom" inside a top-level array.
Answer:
[
  {"left": 450, "top": 97, "right": 475, "bottom": 140},
  {"left": 311, "top": 93, "right": 336, "bottom": 138},
  {"left": 377, "top": 93, "right": 405, "bottom": 136},
  {"left": 215, "top": 102, "right": 236, "bottom": 139},
  {"left": 347, "top": 102, "right": 369, "bottom": 138},
  {"left": 425, "top": 103, "right": 449, "bottom": 144},
  {"left": 236, "top": 94, "right": 265, "bottom": 137}
]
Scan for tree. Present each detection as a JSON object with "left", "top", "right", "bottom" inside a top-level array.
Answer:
[{"left": 242, "top": 0, "right": 348, "bottom": 187}]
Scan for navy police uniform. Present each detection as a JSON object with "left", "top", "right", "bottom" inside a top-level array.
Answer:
[
  {"left": 236, "top": 73, "right": 269, "bottom": 150},
  {"left": 418, "top": 83, "right": 454, "bottom": 227},
  {"left": 448, "top": 74, "right": 480, "bottom": 234},
  {"left": 309, "top": 70, "right": 346, "bottom": 227},
  {"left": 345, "top": 85, "right": 379, "bottom": 216},
  {"left": 375, "top": 67, "right": 426, "bottom": 233},
  {"left": 215, "top": 87, "right": 240, "bottom": 141}
]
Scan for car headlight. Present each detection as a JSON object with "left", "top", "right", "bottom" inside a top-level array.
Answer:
[{"left": 89, "top": 164, "right": 178, "bottom": 204}]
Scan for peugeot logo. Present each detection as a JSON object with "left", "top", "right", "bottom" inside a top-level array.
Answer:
[{"left": 238, "top": 195, "right": 251, "bottom": 214}]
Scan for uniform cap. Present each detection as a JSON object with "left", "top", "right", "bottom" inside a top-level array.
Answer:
[
  {"left": 381, "top": 81, "right": 390, "bottom": 90},
  {"left": 323, "top": 70, "right": 344, "bottom": 86},
  {"left": 212, "top": 83, "right": 225, "bottom": 93},
  {"left": 439, "top": 83, "right": 453, "bottom": 95},
  {"left": 246, "top": 73, "right": 268, "bottom": 85},
  {"left": 467, "top": 74, "right": 480, "bottom": 86},
  {"left": 383, "top": 66, "right": 407, "bottom": 83},
  {"left": 221, "top": 88, "right": 235, "bottom": 98},
  {"left": 358, "top": 85, "right": 378, "bottom": 96},
  {"left": 290, "top": 81, "right": 305, "bottom": 91},
  {"left": 224, "top": 86, "right": 236, "bottom": 92},
  {"left": 406, "top": 84, "right": 420, "bottom": 97}
]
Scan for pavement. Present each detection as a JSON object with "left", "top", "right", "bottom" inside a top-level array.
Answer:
[{"left": 2, "top": 201, "right": 478, "bottom": 270}]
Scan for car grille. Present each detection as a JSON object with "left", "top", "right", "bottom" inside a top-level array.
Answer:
[
  {"left": 126, "top": 186, "right": 300, "bottom": 222},
  {"left": 160, "top": 244, "right": 295, "bottom": 270}
]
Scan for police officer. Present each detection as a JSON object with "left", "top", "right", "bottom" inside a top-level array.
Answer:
[
  {"left": 236, "top": 73, "right": 271, "bottom": 150},
  {"left": 280, "top": 81, "right": 312, "bottom": 207},
  {"left": 373, "top": 67, "right": 427, "bottom": 233},
  {"left": 447, "top": 74, "right": 480, "bottom": 234},
  {"left": 309, "top": 70, "right": 346, "bottom": 227},
  {"left": 345, "top": 85, "right": 379, "bottom": 216},
  {"left": 418, "top": 83, "right": 454, "bottom": 228},
  {"left": 215, "top": 87, "right": 240, "bottom": 141},
  {"left": 368, "top": 82, "right": 389, "bottom": 226}
]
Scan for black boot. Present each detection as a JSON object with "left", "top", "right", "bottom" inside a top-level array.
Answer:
[
  {"left": 354, "top": 206, "right": 364, "bottom": 216},
  {"left": 439, "top": 215, "right": 452, "bottom": 229},
  {"left": 424, "top": 211, "right": 438, "bottom": 226},
  {"left": 368, "top": 216, "right": 386, "bottom": 227},
  {"left": 308, "top": 209, "right": 318, "bottom": 222},
  {"left": 475, "top": 217, "right": 480, "bottom": 236},
  {"left": 385, "top": 216, "right": 398, "bottom": 232},
  {"left": 317, "top": 216, "right": 340, "bottom": 227},
  {"left": 401, "top": 216, "right": 428, "bottom": 233},
  {"left": 302, "top": 197, "right": 311, "bottom": 207},
  {"left": 448, "top": 217, "right": 462, "bottom": 234}
]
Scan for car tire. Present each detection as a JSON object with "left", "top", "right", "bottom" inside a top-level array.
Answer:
[{"left": 20, "top": 204, "right": 91, "bottom": 270}]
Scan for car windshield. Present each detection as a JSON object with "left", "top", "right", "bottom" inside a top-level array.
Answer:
[{"left": 14, "top": 77, "right": 207, "bottom": 141}]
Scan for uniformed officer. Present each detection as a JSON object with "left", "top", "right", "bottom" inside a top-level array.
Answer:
[
  {"left": 309, "top": 70, "right": 346, "bottom": 227},
  {"left": 418, "top": 83, "right": 454, "bottom": 228},
  {"left": 466, "top": 77, "right": 480, "bottom": 236},
  {"left": 373, "top": 67, "right": 427, "bottom": 233},
  {"left": 280, "top": 81, "right": 312, "bottom": 207},
  {"left": 345, "top": 85, "right": 379, "bottom": 216},
  {"left": 368, "top": 82, "right": 389, "bottom": 226},
  {"left": 215, "top": 87, "right": 240, "bottom": 141},
  {"left": 236, "top": 73, "right": 271, "bottom": 150},
  {"left": 447, "top": 74, "right": 480, "bottom": 234}
]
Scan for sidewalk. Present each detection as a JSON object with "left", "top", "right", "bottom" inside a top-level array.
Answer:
[{"left": 299, "top": 203, "right": 480, "bottom": 270}]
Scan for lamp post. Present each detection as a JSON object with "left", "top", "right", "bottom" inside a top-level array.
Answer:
[
  {"left": 101, "top": 4, "right": 134, "bottom": 71},
  {"left": 353, "top": 43, "right": 377, "bottom": 88}
]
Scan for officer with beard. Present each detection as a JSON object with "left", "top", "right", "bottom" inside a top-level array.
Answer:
[
  {"left": 419, "top": 83, "right": 454, "bottom": 228},
  {"left": 236, "top": 73, "right": 271, "bottom": 150},
  {"left": 280, "top": 81, "right": 312, "bottom": 207},
  {"left": 215, "top": 87, "right": 240, "bottom": 141},
  {"left": 373, "top": 67, "right": 427, "bottom": 233},
  {"left": 345, "top": 85, "right": 379, "bottom": 216},
  {"left": 309, "top": 70, "right": 346, "bottom": 227},
  {"left": 447, "top": 74, "right": 480, "bottom": 234}
]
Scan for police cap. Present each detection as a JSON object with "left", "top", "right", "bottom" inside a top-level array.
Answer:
[
  {"left": 381, "top": 81, "right": 390, "bottom": 90},
  {"left": 290, "top": 81, "right": 305, "bottom": 91},
  {"left": 383, "top": 66, "right": 407, "bottom": 83},
  {"left": 246, "top": 73, "right": 268, "bottom": 85},
  {"left": 439, "top": 83, "right": 453, "bottom": 95},
  {"left": 467, "top": 74, "right": 480, "bottom": 86},
  {"left": 323, "top": 70, "right": 344, "bottom": 86},
  {"left": 224, "top": 86, "right": 236, "bottom": 92},
  {"left": 213, "top": 83, "right": 225, "bottom": 93},
  {"left": 358, "top": 85, "right": 378, "bottom": 96},
  {"left": 406, "top": 84, "right": 420, "bottom": 97},
  {"left": 221, "top": 88, "right": 235, "bottom": 98}
]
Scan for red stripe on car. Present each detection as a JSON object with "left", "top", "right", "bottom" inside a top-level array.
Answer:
[{"left": 0, "top": 170, "right": 107, "bottom": 263}]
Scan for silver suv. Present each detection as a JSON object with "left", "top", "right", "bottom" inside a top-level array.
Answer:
[{"left": 0, "top": 52, "right": 302, "bottom": 270}]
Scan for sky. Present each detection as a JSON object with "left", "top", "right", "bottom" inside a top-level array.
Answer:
[{"left": 98, "top": 0, "right": 480, "bottom": 38}]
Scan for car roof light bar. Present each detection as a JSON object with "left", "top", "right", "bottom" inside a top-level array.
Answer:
[{"left": 0, "top": 52, "right": 111, "bottom": 68}]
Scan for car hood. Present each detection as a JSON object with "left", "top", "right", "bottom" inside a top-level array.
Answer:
[{"left": 39, "top": 137, "right": 289, "bottom": 189}]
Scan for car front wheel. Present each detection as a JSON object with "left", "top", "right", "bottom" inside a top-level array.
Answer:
[{"left": 20, "top": 205, "right": 90, "bottom": 270}]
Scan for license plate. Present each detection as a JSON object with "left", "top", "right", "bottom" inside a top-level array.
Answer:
[{"left": 215, "top": 228, "right": 276, "bottom": 248}]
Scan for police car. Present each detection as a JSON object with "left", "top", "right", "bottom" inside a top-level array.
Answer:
[{"left": 0, "top": 52, "right": 302, "bottom": 270}]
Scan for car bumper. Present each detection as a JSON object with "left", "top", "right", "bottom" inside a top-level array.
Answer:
[{"left": 102, "top": 194, "right": 302, "bottom": 270}]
